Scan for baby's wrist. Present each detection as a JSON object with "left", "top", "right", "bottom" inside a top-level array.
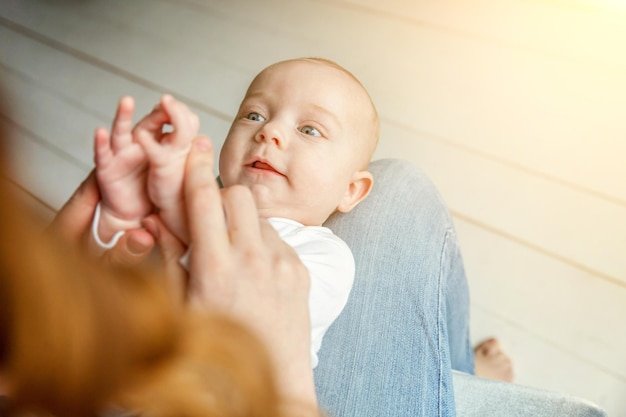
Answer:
[{"left": 97, "top": 203, "right": 145, "bottom": 243}]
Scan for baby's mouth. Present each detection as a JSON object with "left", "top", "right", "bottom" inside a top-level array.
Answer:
[
  {"left": 252, "top": 161, "right": 275, "bottom": 171},
  {"left": 249, "top": 160, "right": 284, "bottom": 176}
]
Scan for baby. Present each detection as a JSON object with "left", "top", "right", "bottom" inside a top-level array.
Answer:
[{"left": 91, "top": 58, "right": 380, "bottom": 367}]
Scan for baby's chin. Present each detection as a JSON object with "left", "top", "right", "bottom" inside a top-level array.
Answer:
[
  {"left": 249, "top": 184, "right": 280, "bottom": 215},
  {"left": 249, "top": 184, "right": 304, "bottom": 222}
]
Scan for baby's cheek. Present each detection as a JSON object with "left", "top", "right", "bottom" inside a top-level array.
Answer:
[
  {"left": 218, "top": 170, "right": 236, "bottom": 188},
  {"left": 218, "top": 139, "right": 239, "bottom": 166}
]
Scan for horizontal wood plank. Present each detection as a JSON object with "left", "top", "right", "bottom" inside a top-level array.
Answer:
[
  {"left": 457, "top": 218, "right": 626, "bottom": 381},
  {"left": 471, "top": 308, "right": 625, "bottom": 416}
]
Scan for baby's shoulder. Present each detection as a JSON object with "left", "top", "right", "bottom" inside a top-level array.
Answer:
[{"left": 268, "top": 217, "right": 351, "bottom": 254}]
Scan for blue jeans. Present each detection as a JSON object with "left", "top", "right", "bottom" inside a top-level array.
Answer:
[{"left": 316, "top": 159, "right": 473, "bottom": 417}]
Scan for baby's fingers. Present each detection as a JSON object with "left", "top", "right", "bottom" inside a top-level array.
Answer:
[
  {"left": 93, "top": 127, "right": 113, "bottom": 168},
  {"left": 160, "top": 94, "right": 200, "bottom": 146},
  {"left": 109, "top": 96, "right": 135, "bottom": 152},
  {"left": 133, "top": 106, "right": 169, "bottom": 142}
]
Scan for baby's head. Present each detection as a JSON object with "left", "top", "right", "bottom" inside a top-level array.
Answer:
[{"left": 219, "top": 58, "right": 379, "bottom": 226}]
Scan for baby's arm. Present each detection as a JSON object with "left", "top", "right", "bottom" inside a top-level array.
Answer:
[
  {"left": 93, "top": 96, "right": 159, "bottom": 244},
  {"left": 135, "top": 95, "right": 199, "bottom": 244}
]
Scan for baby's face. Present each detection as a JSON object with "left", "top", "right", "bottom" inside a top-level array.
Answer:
[{"left": 219, "top": 60, "right": 375, "bottom": 226}]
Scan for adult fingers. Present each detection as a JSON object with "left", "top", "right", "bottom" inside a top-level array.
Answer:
[
  {"left": 48, "top": 170, "right": 100, "bottom": 244},
  {"left": 185, "top": 136, "right": 228, "bottom": 257},
  {"left": 221, "top": 185, "right": 262, "bottom": 246},
  {"left": 258, "top": 218, "right": 310, "bottom": 297},
  {"left": 100, "top": 228, "right": 155, "bottom": 268},
  {"left": 184, "top": 136, "right": 232, "bottom": 304},
  {"left": 142, "top": 215, "right": 187, "bottom": 304}
]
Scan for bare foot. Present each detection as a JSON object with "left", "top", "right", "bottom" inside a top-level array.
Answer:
[{"left": 474, "top": 338, "right": 514, "bottom": 382}]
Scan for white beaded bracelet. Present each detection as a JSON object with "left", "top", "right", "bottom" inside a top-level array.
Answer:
[{"left": 91, "top": 202, "right": 127, "bottom": 249}]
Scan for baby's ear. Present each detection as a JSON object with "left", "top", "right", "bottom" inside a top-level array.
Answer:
[{"left": 336, "top": 170, "right": 374, "bottom": 214}]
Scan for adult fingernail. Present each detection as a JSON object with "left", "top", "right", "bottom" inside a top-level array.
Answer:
[
  {"left": 142, "top": 217, "right": 159, "bottom": 239},
  {"left": 128, "top": 236, "right": 149, "bottom": 255},
  {"left": 194, "top": 136, "right": 213, "bottom": 152}
]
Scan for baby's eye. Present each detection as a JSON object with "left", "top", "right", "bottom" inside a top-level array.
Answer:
[
  {"left": 246, "top": 112, "right": 266, "bottom": 122},
  {"left": 300, "top": 126, "right": 321, "bottom": 137}
]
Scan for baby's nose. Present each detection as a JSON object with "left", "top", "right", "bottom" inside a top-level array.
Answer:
[{"left": 256, "top": 127, "right": 282, "bottom": 147}]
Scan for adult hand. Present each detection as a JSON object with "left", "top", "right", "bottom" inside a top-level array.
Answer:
[
  {"left": 173, "top": 136, "right": 317, "bottom": 413},
  {"left": 49, "top": 169, "right": 155, "bottom": 267}
]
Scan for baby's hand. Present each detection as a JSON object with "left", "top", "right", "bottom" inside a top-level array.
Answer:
[
  {"left": 136, "top": 95, "right": 200, "bottom": 243},
  {"left": 95, "top": 97, "right": 174, "bottom": 241},
  {"left": 94, "top": 97, "right": 153, "bottom": 239}
]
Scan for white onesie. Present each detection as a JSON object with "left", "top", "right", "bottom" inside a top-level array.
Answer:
[{"left": 267, "top": 217, "right": 354, "bottom": 368}]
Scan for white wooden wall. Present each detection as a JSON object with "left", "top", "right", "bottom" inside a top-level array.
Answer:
[{"left": 1, "top": 0, "right": 624, "bottom": 414}]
